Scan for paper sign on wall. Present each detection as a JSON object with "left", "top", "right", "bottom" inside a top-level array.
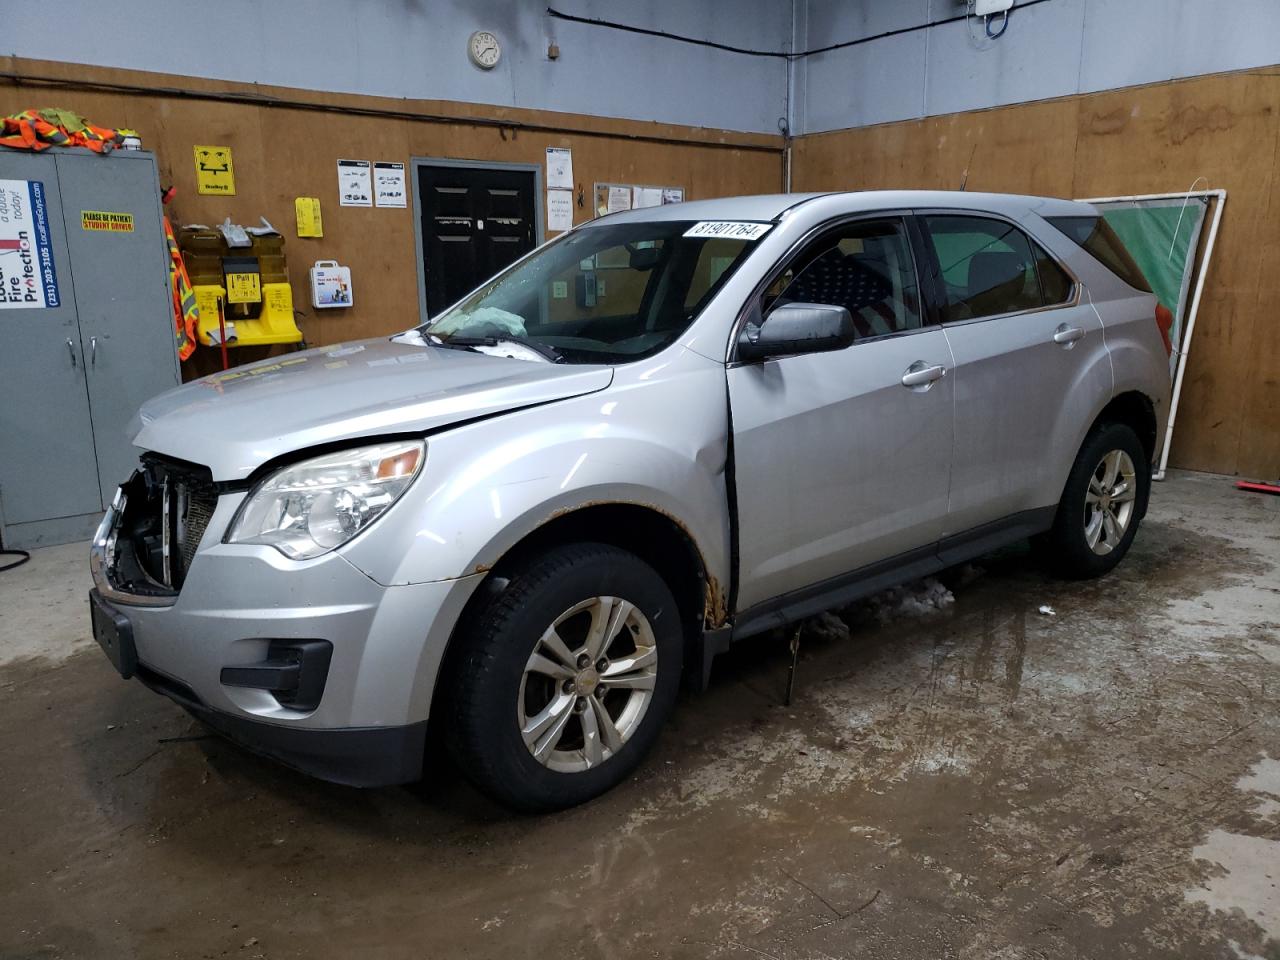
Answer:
[
  {"left": 547, "top": 189, "right": 574, "bottom": 232},
  {"left": 374, "top": 162, "right": 407, "bottom": 208},
  {"left": 633, "top": 186, "right": 663, "bottom": 209},
  {"left": 607, "top": 186, "right": 631, "bottom": 214},
  {"left": 337, "top": 159, "right": 372, "bottom": 207},
  {"left": 546, "top": 147, "right": 573, "bottom": 190},
  {"left": 662, "top": 188, "right": 685, "bottom": 205},
  {"left": 295, "top": 197, "right": 323, "bottom": 238},
  {"left": 194, "top": 145, "right": 235, "bottom": 196},
  {"left": 0, "top": 179, "right": 60, "bottom": 309}
]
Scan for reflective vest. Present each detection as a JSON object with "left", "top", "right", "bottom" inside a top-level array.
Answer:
[
  {"left": 0, "top": 109, "right": 126, "bottom": 153},
  {"left": 164, "top": 216, "right": 199, "bottom": 361}
]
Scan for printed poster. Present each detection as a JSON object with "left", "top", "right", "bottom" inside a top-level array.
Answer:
[
  {"left": 607, "top": 185, "right": 631, "bottom": 214},
  {"left": 633, "top": 186, "right": 663, "bottom": 209},
  {"left": 0, "top": 179, "right": 61, "bottom": 310},
  {"left": 546, "top": 147, "right": 573, "bottom": 190},
  {"left": 374, "top": 162, "right": 407, "bottom": 208},
  {"left": 194, "top": 145, "right": 235, "bottom": 196},
  {"left": 547, "top": 189, "right": 574, "bottom": 232},
  {"left": 337, "top": 159, "right": 373, "bottom": 207}
]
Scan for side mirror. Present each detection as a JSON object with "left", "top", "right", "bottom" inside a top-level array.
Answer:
[{"left": 737, "top": 302, "right": 857, "bottom": 363}]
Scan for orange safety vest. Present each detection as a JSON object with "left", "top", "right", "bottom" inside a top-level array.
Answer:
[
  {"left": 163, "top": 216, "right": 199, "bottom": 360},
  {"left": 0, "top": 109, "right": 125, "bottom": 153}
]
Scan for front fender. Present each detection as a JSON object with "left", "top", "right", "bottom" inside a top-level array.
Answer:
[{"left": 339, "top": 351, "right": 732, "bottom": 593}]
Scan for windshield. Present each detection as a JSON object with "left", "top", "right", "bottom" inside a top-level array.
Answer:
[{"left": 421, "top": 220, "right": 765, "bottom": 364}]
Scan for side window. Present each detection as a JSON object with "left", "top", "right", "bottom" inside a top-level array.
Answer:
[
  {"left": 924, "top": 216, "right": 1045, "bottom": 322},
  {"left": 1035, "top": 244, "right": 1074, "bottom": 305},
  {"left": 765, "top": 217, "right": 922, "bottom": 339}
]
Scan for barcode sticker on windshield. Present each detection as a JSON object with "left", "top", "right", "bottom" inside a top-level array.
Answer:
[{"left": 684, "top": 221, "right": 773, "bottom": 241}]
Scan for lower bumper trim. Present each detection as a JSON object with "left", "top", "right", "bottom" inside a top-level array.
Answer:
[{"left": 135, "top": 664, "right": 426, "bottom": 788}]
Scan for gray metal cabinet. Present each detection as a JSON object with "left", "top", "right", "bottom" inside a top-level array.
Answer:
[{"left": 0, "top": 149, "right": 179, "bottom": 549}]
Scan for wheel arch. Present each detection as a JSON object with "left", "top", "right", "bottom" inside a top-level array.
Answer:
[
  {"left": 429, "top": 502, "right": 719, "bottom": 730},
  {"left": 1089, "top": 390, "right": 1157, "bottom": 466}
]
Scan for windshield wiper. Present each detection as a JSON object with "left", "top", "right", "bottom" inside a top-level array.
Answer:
[{"left": 435, "top": 335, "right": 565, "bottom": 363}]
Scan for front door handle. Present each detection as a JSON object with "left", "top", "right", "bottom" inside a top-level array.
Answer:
[
  {"left": 66, "top": 338, "right": 77, "bottom": 368},
  {"left": 1053, "top": 324, "right": 1085, "bottom": 345},
  {"left": 901, "top": 362, "right": 947, "bottom": 388}
]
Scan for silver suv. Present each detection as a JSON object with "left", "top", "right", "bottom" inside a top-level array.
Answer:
[{"left": 90, "top": 191, "right": 1171, "bottom": 811}]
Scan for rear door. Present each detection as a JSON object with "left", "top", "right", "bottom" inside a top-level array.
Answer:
[
  {"left": 418, "top": 164, "right": 538, "bottom": 317},
  {"left": 917, "top": 212, "right": 1110, "bottom": 543},
  {"left": 729, "top": 214, "right": 954, "bottom": 612}
]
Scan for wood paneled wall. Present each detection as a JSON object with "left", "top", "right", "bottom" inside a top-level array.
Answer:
[
  {"left": 793, "top": 68, "right": 1280, "bottom": 479},
  {"left": 6, "top": 57, "right": 1275, "bottom": 477},
  {"left": 0, "top": 58, "right": 783, "bottom": 377}
]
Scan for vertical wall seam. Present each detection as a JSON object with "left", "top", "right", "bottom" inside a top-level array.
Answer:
[{"left": 922, "top": 0, "right": 932, "bottom": 120}]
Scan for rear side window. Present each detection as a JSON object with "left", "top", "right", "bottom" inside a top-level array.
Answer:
[
  {"left": 1047, "top": 216, "right": 1153, "bottom": 293},
  {"left": 923, "top": 216, "right": 1074, "bottom": 321}
]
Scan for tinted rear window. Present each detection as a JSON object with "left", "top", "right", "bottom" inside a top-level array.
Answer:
[{"left": 1047, "top": 216, "right": 1152, "bottom": 293}]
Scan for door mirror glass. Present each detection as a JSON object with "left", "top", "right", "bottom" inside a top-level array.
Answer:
[{"left": 737, "top": 302, "right": 857, "bottom": 362}]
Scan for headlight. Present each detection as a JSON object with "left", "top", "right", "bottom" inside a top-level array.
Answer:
[{"left": 226, "top": 440, "right": 424, "bottom": 560}]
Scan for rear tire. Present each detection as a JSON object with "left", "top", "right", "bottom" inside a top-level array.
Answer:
[
  {"left": 444, "top": 543, "right": 682, "bottom": 813},
  {"left": 1040, "top": 422, "right": 1150, "bottom": 580}
]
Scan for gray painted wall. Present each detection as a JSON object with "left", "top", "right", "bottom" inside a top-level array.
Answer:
[
  {"left": 798, "top": 0, "right": 1280, "bottom": 134},
  {"left": 7, "top": 0, "right": 791, "bottom": 135},
  {"left": 13, "top": 1, "right": 1280, "bottom": 137}
]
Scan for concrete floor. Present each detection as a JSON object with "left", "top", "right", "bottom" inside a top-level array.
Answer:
[{"left": 1, "top": 469, "right": 1278, "bottom": 960}]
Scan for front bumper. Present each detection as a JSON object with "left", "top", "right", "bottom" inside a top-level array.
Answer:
[
  {"left": 90, "top": 488, "right": 483, "bottom": 787},
  {"left": 126, "top": 648, "right": 428, "bottom": 787}
]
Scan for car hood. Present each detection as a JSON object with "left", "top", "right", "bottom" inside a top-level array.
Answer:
[{"left": 132, "top": 337, "right": 614, "bottom": 480}]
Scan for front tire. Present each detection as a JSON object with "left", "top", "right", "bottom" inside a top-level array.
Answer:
[
  {"left": 1040, "top": 422, "right": 1150, "bottom": 580},
  {"left": 444, "top": 543, "right": 683, "bottom": 812}
]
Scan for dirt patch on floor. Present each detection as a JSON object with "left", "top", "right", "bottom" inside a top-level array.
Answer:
[{"left": 1, "top": 471, "right": 1277, "bottom": 959}]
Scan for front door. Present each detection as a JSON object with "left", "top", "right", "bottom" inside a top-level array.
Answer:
[
  {"left": 917, "top": 213, "right": 1107, "bottom": 538},
  {"left": 729, "top": 215, "right": 954, "bottom": 613},
  {"left": 418, "top": 163, "right": 538, "bottom": 317}
]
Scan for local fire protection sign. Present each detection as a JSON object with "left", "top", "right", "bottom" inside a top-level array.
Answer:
[{"left": 0, "top": 179, "right": 61, "bottom": 310}]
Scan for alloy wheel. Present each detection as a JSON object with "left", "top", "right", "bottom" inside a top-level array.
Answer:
[
  {"left": 517, "top": 596, "right": 658, "bottom": 773},
  {"left": 1084, "top": 449, "right": 1137, "bottom": 556}
]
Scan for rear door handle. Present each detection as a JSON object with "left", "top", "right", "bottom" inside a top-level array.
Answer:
[
  {"left": 901, "top": 362, "right": 947, "bottom": 387},
  {"left": 1053, "top": 324, "right": 1085, "bottom": 345}
]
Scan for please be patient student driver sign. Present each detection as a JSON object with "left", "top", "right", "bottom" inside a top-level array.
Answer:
[
  {"left": 0, "top": 178, "right": 61, "bottom": 310},
  {"left": 81, "top": 210, "right": 135, "bottom": 233}
]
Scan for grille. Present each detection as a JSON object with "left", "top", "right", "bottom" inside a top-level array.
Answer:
[
  {"left": 180, "top": 492, "right": 216, "bottom": 575},
  {"left": 116, "top": 459, "right": 218, "bottom": 594}
]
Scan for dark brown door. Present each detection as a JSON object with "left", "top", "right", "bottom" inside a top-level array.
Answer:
[{"left": 418, "top": 164, "right": 537, "bottom": 317}]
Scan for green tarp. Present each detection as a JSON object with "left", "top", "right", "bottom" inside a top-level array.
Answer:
[{"left": 1092, "top": 197, "right": 1209, "bottom": 377}]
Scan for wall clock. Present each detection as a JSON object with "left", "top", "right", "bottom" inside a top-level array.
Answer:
[{"left": 469, "top": 31, "right": 501, "bottom": 70}]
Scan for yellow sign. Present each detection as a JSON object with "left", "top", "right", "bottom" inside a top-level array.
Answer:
[
  {"left": 194, "top": 145, "right": 235, "bottom": 196},
  {"left": 225, "top": 272, "right": 261, "bottom": 304},
  {"left": 81, "top": 210, "right": 134, "bottom": 233},
  {"left": 295, "top": 197, "right": 323, "bottom": 238}
]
